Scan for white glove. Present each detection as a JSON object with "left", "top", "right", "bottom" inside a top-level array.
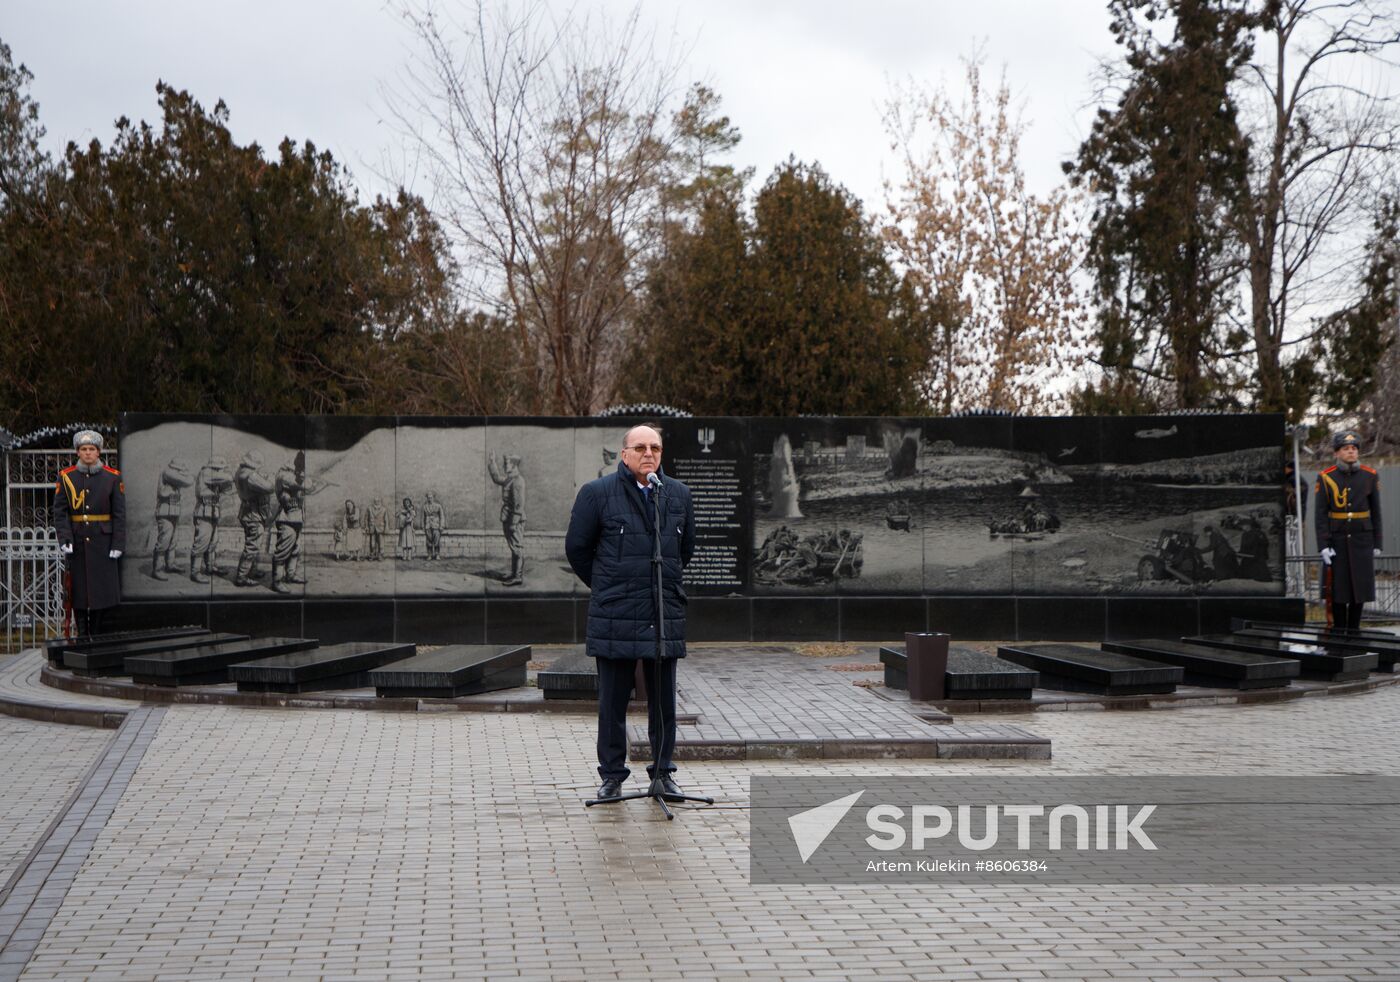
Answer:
[
  {"left": 60, "top": 543, "right": 73, "bottom": 555},
  {"left": 1321, "top": 548, "right": 1336, "bottom": 566},
  {"left": 109, "top": 550, "right": 122, "bottom": 560},
  {"left": 1375, "top": 548, "right": 1382, "bottom": 558}
]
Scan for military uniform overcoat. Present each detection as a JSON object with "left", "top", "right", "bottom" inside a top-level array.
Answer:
[
  {"left": 53, "top": 464, "right": 127, "bottom": 610},
  {"left": 1314, "top": 463, "right": 1383, "bottom": 603}
]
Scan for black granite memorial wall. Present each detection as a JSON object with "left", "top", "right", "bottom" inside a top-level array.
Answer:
[{"left": 116, "top": 413, "right": 1300, "bottom": 641}]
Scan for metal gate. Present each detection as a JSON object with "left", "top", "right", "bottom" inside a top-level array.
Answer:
[
  {"left": 0, "top": 526, "right": 64, "bottom": 654},
  {"left": 2, "top": 445, "right": 115, "bottom": 654},
  {"left": 1285, "top": 555, "right": 1400, "bottom": 619}
]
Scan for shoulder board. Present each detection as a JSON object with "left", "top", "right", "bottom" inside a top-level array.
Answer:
[
  {"left": 1360, "top": 465, "right": 1378, "bottom": 474},
  {"left": 1321, "top": 465, "right": 1337, "bottom": 474},
  {"left": 60, "top": 464, "right": 78, "bottom": 474},
  {"left": 103, "top": 465, "right": 121, "bottom": 476}
]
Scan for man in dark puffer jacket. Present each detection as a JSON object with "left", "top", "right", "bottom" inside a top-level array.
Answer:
[{"left": 566, "top": 424, "right": 696, "bottom": 801}]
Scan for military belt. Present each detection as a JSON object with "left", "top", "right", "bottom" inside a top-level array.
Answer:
[
  {"left": 70, "top": 514, "right": 112, "bottom": 523},
  {"left": 1329, "top": 511, "right": 1370, "bottom": 520}
]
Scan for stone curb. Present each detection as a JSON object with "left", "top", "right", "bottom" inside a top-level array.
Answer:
[
  {"left": 0, "top": 707, "right": 165, "bottom": 979},
  {"left": 876, "top": 670, "right": 1400, "bottom": 714},
  {"left": 16, "top": 659, "right": 694, "bottom": 727},
  {"left": 627, "top": 729, "right": 1053, "bottom": 762}
]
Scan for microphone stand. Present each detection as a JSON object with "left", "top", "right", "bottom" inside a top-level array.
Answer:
[{"left": 586, "top": 472, "right": 713, "bottom": 820}]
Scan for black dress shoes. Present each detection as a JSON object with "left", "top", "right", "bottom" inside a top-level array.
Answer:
[
  {"left": 650, "top": 775, "right": 683, "bottom": 800},
  {"left": 596, "top": 778, "right": 624, "bottom": 799}
]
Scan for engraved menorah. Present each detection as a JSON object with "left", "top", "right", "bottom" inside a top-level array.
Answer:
[{"left": 697, "top": 427, "right": 716, "bottom": 453}]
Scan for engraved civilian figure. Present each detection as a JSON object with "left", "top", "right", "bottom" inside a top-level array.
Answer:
[
  {"left": 150, "top": 458, "right": 191, "bottom": 581},
  {"left": 421, "top": 490, "right": 445, "bottom": 560},
  {"left": 53, "top": 430, "right": 126, "bottom": 636},
  {"left": 190, "top": 456, "right": 234, "bottom": 583},
  {"left": 233, "top": 450, "right": 275, "bottom": 587},
  {"left": 344, "top": 499, "right": 363, "bottom": 560},
  {"left": 367, "top": 496, "right": 388, "bottom": 561},
  {"left": 398, "top": 496, "right": 417, "bottom": 561},
  {"left": 488, "top": 452, "right": 525, "bottom": 586}
]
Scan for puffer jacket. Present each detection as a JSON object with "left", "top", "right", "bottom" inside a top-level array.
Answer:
[{"left": 565, "top": 462, "right": 695, "bottom": 660}]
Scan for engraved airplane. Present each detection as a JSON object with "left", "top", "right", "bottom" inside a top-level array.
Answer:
[{"left": 1134, "top": 425, "right": 1178, "bottom": 439}]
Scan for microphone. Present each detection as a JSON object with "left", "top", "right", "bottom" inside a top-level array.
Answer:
[{"left": 647, "top": 472, "right": 662, "bottom": 489}]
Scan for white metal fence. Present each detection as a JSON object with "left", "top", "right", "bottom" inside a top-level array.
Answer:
[
  {"left": 1285, "top": 555, "right": 1400, "bottom": 618},
  {"left": 4, "top": 447, "right": 117, "bottom": 528},
  {"left": 0, "top": 526, "right": 65, "bottom": 654}
]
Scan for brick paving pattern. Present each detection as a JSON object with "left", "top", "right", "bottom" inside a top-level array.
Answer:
[
  {"left": 1, "top": 684, "right": 1397, "bottom": 980},
  {"left": 0, "top": 708, "right": 164, "bottom": 981},
  {"left": 0, "top": 717, "right": 110, "bottom": 886}
]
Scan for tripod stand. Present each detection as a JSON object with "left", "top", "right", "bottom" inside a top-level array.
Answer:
[{"left": 585, "top": 473, "right": 713, "bottom": 820}]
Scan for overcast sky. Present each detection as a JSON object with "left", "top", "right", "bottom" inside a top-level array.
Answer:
[{"left": 4, "top": 0, "right": 1115, "bottom": 210}]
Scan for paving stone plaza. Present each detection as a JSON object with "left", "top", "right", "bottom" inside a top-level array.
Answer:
[{"left": 1, "top": 639, "right": 1398, "bottom": 982}]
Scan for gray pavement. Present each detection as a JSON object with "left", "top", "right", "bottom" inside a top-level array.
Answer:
[
  {"left": 1, "top": 648, "right": 1399, "bottom": 979},
  {"left": 0, "top": 715, "right": 110, "bottom": 885}
]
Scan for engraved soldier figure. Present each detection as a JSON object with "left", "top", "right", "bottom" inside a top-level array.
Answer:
[
  {"left": 150, "top": 458, "right": 191, "bottom": 581},
  {"left": 366, "top": 496, "right": 388, "bottom": 561},
  {"left": 421, "top": 490, "right": 445, "bottom": 560},
  {"left": 270, "top": 453, "right": 326, "bottom": 593},
  {"left": 189, "top": 456, "right": 233, "bottom": 583},
  {"left": 233, "top": 450, "right": 275, "bottom": 587},
  {"left": 488, "top": 452, "right": 525, "bottom": 586}
]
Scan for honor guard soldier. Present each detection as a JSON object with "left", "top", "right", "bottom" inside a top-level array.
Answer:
[
  {"left": 1315, "top": 431, "right": 1382, "bottom": 629},
  {"left": 53, "top": 430, "right": 126, "bottom": 636}
]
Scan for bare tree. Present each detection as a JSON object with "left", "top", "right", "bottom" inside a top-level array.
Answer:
[
  {"left": 883, "top": 58, "right": 1087, "bottom": 414},
  {"left": 1235, "top": 0, "right": 1400, "bottom": 412},
  {"left": 386, "top": 0, "right": 685, "bottom": 414}
]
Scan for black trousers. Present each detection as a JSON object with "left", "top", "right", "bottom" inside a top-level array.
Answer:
[
  {"left": 595, "top": 656, "right": 678, "bottom": 782},
  {"left": 1331, "top": 601, "right": 1364, "bottom": 631}
]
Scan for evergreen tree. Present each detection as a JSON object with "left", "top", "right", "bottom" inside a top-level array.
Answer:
[
  {"left": 0, "top": 78, "right": 472, "bottom": 429},
  {"left": 1068, "top": 0, "right": 1255, "bottom": 412},
  {"left": 630, "top": 162, "right": 925, "bottom": 416}
]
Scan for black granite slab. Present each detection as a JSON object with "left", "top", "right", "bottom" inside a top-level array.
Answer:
[
  {"left": 230, "top": 641, "right": 416, "bottom": 693},
  {"left": 1100, "top": 638, "right": 1299, "bottom": 689},
  {"left": 1198, "top": 597, "right": 1304, "bottom": 634},
  {"left": 1015, "top": 597, "right": 1106, "bottom": 641},
  {"left": 537, "top": 649, "right": 600, "bottom": 700},
  {"left": 927, "top": 597, "right": 1016, "bottom": 641},
  {"left": 127, "top": 637, "right": 321, "bottom": 686},
  {"left": 210, "top": 601, "right": 304, "bottom": 639},
  {"left": 840, "top": 598, "right": 927, "bottom": 641},
  {"left": 1235, "top": 627, "right": 1399, "bottom": 672},
  {"left": 880, "top": 645, "right": 1039, "bottom": 699},
  {"left": 1235, "top": 624, "right": 1400, "bottom": 671},
  {"left": 1239, "top": 618, "right": 1396, "bottom": 641},
  {"left": 368, "top": 644, "right": 529, "bottom": 697},
  {"left": 45, "top": 626, "right": 207, "bottom": 666},
  {"left": 1184, "top": 634, "right": 1377, "bottom": 681},
  {"left": 996, "top": 643, "right": 1182, "bottom": 695},
  {"left": 62, "top": 632, "right": 245, "bottom": 677},
  {"left": 1106, "top": 598, "right": 1200, "bottom": 641}
]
